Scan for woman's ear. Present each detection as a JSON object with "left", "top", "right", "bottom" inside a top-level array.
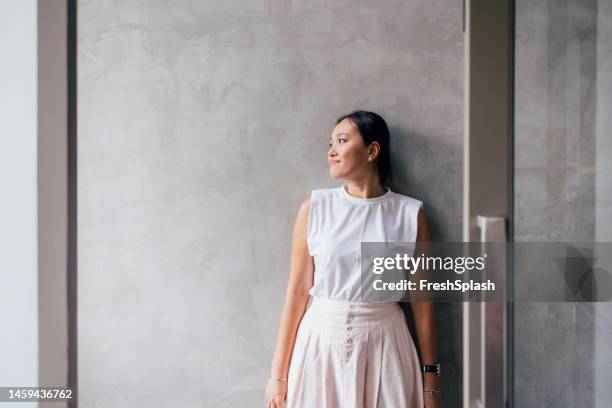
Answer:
[{"left": 368, "top": 142, "right": 381, "bottom": 159}]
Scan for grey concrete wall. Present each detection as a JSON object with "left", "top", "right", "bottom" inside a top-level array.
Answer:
[
  {"left": 514, "top": 0, "right": 612, "bottom": 406},
  {"left": 78, "top": 1, "right": 463, "bottom": 406}
]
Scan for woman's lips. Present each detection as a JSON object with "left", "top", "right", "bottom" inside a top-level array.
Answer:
[{"left": 329, "top": 159, "right": 341, "bottom": 166}]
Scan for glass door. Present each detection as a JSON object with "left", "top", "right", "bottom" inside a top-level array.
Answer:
[
  {"left": 464, "top": 0, "right": 612, "bottom": 407},
  {"left": 513, "top": 0, "right": 612, "bottom": 406}
]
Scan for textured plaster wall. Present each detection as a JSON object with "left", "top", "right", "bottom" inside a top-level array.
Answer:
[{"left": 78, "top": 1, "right": 463, "bottom": 406}]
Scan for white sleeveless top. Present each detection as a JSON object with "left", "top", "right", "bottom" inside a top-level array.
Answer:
[{"left": 306, "top": 183, "right": 423, "bottom": 301}]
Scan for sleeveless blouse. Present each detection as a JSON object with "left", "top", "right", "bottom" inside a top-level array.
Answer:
[{"left": 306, "top": 183, "right": 423, "bottom": 302}]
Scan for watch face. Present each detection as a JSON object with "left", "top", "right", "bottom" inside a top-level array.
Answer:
[{"left": 422, "top": 363, "right": 440, "bottom": 374}]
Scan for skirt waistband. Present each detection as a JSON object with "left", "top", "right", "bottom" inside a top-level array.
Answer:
[{"left": 308, "top": 296, "right": 401, "bottom": 321}]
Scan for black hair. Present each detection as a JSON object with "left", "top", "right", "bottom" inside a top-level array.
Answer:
[{"left": 335, "top": 110, "right": 393, "bottom": 187}]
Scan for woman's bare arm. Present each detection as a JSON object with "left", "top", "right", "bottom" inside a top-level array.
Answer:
[
  {"left": 410, "top": 208, "right": 440, "bottom": 391},
  {"left": 269, "top": 197, "right": 315, "bottom": 379}
]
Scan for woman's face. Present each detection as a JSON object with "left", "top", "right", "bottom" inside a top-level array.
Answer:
[{"left": 328, "top": 118, "right": 372, "bottom": 181}]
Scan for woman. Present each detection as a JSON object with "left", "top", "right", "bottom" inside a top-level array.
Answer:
[{"left": 265, "top": 111, "right": 440, "bottom": 408}]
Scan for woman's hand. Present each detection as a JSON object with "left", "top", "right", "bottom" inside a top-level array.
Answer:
[
  {"left": 424, "top": 391, "right": 441, "bottom": 408},
  {"left": 264, "top": 378, "right": 287, "bottom": 408}
]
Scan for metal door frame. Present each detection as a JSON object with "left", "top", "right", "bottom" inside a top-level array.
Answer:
[{"left": 462, "top": 0, "right": 514, "bottom": 407}]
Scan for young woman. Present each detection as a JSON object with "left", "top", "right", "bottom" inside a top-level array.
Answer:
[{"left": 264, "top": 111, "right": 440, "bottom": 408}]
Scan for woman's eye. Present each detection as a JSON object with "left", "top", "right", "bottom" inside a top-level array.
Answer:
[{"left": 329, "top": 139, "right": 347, "bottom": 147}]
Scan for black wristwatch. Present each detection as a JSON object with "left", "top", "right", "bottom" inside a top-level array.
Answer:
[{"left": 421, "top": 362, "right": 440, "bottom": 376}]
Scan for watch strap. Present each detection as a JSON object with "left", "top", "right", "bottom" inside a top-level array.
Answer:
[{"left": 421, "top": 362, "right": 440, "bottom": 375}]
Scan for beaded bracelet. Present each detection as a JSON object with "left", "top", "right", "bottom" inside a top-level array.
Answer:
[
  {"left": 424, "top": 387, "right": 440, "bottom": 395},
  {"left": 269, "top": 376, "right": 288, "bottom": 381}
]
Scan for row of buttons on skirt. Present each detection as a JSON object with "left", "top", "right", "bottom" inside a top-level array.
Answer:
[{"left": 345, "top": 304, "right": 355, "bottom": 359}]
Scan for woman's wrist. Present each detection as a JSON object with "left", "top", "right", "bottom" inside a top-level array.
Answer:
[
  {"left": 269, "top": 364, "right": 288, "bottom": 380},
  {"left": 423, "top": 372, "right": 440, "bottom": 388},
  {"left": 423, "top": 373, "right": 440, "bottom": 397},
  {"left": 269, "top": 370, "right": 288, "bottom": 380},
  {"left": 423, "top": 386, "right": 441, "bottom": 396}
]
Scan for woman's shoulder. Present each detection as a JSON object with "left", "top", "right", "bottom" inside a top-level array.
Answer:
[
  {"left": 389, "top": 190, "right": 424, "bottom": 211},
  {"left": 299, "top": 186, "right": 336, "bottom": 208},
  {"left": 308, "top": 186, "right": 339, "bottom": 201}
]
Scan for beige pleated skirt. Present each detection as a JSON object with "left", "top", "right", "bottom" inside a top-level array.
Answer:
[{"left": 286, "top": 296, "right": 424, "bottom": 408}]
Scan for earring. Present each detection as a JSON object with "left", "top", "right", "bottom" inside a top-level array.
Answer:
[{"left": 368, "top": 156, "right": 372, "bottom": 161}]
